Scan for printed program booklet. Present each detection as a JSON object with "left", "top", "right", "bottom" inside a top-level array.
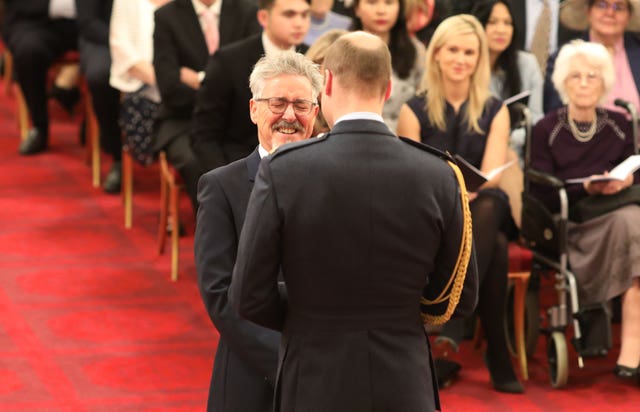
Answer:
[
  {"left": 454, "top": 155, "right": 515, "bottom": 192},
  {"left": 565, "top": 154, "right": 640, "bottom": 184}
]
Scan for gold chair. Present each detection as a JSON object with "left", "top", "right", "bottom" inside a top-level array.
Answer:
[
  {"left": 121, "top": 149, "right": 134, "bottom": 229},
  {"left": 472, "top": 269, "right": 532, "bottom": 381}
]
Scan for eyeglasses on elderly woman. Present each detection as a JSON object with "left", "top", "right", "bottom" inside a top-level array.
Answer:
[
  {"left": 592, "top": 0, "right": 629, "bottom": 12},
  {"left": 566, "top": 70, "right": 601, "bottom": 84}
]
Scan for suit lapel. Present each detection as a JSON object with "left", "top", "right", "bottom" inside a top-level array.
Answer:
[
  {"left": 246, "top": 34, "right": 266, "bottom": 68},
  {"left": 177, "top": 0, "right": 209, "bottom": 57},
  {"left": 246, "top": 149, "right": 261, "bottom": 183},
  {"left": 625, "top": 34, "right": 640, "bottom": 95},
  {"left": 218, "top": 0, "right": 236, "bottom": 44}
]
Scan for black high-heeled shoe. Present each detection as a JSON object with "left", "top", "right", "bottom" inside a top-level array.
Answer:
[
  {"left": 49, "top": 85, "right": 80, "bottom": 115},
  {"left": 613, "top": 364, "right": 639, "bottom": 385},
  {"left": 484, "top": 353, "right": 524, "bottom": 394}
]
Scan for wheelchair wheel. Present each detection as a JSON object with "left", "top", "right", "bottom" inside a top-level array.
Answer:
[
  {"left": 505, "top": 283, "right": 540, "bottom": 358},
  {"left": 547, "top": 331, "right": 569, "bottom": 389}
]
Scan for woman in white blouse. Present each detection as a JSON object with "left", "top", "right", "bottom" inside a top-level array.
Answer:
[{"left": 109, "top": 0, "right": 169, "bottom": 165}]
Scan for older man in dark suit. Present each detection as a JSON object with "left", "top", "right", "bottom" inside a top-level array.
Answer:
[
  {"left": 195, "top": 52, "right": 321, "bottom": 412},
  {"left": 153, "top": 0, "right": 260, "bottom": 213},
  {"left": 190, "top": 0, "right": 311, "bottom": 174},
  {"left": 230, "top": 31, "right": 479, "bottom": 412}
]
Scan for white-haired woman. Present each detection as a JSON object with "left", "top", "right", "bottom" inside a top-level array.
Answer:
[
  {"left": 397, "top": 15, "right": 521, "bottom": 393},
  {"left": 544, "top": 0, "right": 640, "bottom": 113},
  {"left": 531, "top": 39, "right": 640, "bottom": 384}
]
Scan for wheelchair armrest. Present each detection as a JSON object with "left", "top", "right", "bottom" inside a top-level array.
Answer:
[{"left": 526, "top": 169, "right": 565, "bottom": 189}]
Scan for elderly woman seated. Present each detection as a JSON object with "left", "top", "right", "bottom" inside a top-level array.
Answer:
[{"left": 531, "top": 39, "right": 640, "bottom": 385}]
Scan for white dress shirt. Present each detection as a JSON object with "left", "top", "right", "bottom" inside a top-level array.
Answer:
[
  {"left": 49, "top": 0, "right": 76, "bottom": 19},
  {"left": 192, "top": 0, "right": 222, "bottom": 34},
  {"left": 334, "top": 112, "right": 386, "bottom": 125}
]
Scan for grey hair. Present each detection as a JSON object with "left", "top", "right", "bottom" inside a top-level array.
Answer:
[
  {"left": 249, "top": 52, "right": 324, "bottom": 102},
  {"left": 552, "top": 39, "right": 615, "bottom": 105}
]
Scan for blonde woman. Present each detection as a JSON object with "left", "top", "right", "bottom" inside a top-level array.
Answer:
[{"left": 397, "top": 14, "right": 521, "bottom": 393}]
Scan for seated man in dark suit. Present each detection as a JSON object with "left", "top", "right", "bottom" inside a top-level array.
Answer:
[
  {"left": 195, "top": 51, "right": 321, "bottom": 412},
  {"left": 2, "top": 0, "right": 78, "bottom": 155},
  {"left": 190, "top": 0, "right": 311, "bottom": 174},
  {"left": 153, "top": 0, "right": 260, "bottom": 213},
  {"left": 230, "top": 31, "right": 479, "bottom": 412},
  {"left": 76, "top": 0, "right": 123, "bottom": 193}
]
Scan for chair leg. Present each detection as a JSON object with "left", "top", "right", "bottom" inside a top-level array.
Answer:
[
  {"left": 170, "top": 184, "right": 180, "bottom": 282},
  {"left": 510, "top": 271, "right": 531, "bottom": 380},
  {"left": 122, "top": 150, "right": 133, "bottom": 229},
  {"left": 3, "top": 50, "right": 14, "bottom": 97},
  {"left": 157, "top": 168, "right": 168, "bottom": 255},
  {"left": 83, "top": 86, "right": 101, "bottom": 188}
]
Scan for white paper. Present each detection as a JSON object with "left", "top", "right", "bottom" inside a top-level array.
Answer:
[
  {"left": 565, "top": 154, "right": 640, "bottom": 184},
  {"left": 503, "top": 90, "right": 532, "bottom": 106}
]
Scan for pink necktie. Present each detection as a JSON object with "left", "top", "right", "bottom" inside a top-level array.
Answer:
[{"left": 201, "top": 9, "right": 219, "bottom": 55}]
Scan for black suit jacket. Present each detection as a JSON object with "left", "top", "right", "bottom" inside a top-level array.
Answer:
[
  {"left": 230, "top": 120, "right": 479, "bottom": 412},
  {"left": 195, "top": 149, "right": 279, "bottom": 412},
  {"left": 191, "top": 34, "right": 309, "bottom": 173},
  {"left": 153, "top": 0, "right": 259, "bottom": 149},
  {"left": 3, "top": 0, "right": 49, "bottom": 31},
  {"left": 511, "top": 0, "right": 580, "bottom": 52}
]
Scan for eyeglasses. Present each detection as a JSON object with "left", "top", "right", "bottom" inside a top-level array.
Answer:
[
  {"left": 593, "top": 0, "right": 629, "bottom": 12},
  {"left": 567, "top": 70, "right": 601, "bottom": 84},
  {"left": 254, "top": 97, "right": 317, "bottom": 115}
]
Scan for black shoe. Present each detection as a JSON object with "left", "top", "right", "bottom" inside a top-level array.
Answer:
[
  {"left": 614, "top": 364, "right": 639, "bottom": 385},
  {"left": 434, "top": 358, "right": 461, "bottom": 388},
  {"left": 484, "top": 352, "right": 524, "bottom": 394},
  {"left": 19, "top": 128, "right": 48, "bottom": 155},
  {"left": 102, "top": 161, "right": 122, "bottom": 194},
  {"left": 49, "top": 85, "right": 80, "bottom": 115}
]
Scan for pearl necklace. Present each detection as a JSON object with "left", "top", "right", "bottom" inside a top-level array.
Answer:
[{"left": 568, "top": 115, "right": 597, "bottom": 143}]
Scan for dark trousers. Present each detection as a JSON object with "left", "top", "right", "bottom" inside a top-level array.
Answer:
[
  {"left": 4, "top": 18, "right": 78, "bottom": 138},
  {"left": 79, "top": 39, "right": 122, "bottom": 162}
]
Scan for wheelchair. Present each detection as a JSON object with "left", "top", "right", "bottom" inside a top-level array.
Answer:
[{"left": 514, "top": 101, "right": 639, "bottom": 389}]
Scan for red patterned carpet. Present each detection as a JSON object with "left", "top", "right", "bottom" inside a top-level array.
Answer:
[
  {"left": 0, "top": 81, "right": 638, "bottom": 411},
  {"left": 0, "top": 89, "right": 215, "bottom": 411}
]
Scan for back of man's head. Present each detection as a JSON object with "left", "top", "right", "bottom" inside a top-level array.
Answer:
[
  {"left": 323, "top": 31, "right": 391, "bottom": 100},
  {"left": 258, "top": 0, "right": 311, "bottom": 10}
]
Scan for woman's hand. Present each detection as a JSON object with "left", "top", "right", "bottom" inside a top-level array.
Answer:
[
  {"left": 584, "top": 173, "right": 633, "bottom": 195},
  {"left": 127, "top": 61, "right": 156, "bottom": 86}
]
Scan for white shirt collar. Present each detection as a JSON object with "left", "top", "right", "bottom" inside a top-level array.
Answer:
[
  {"left": 191, "top": 0, "right": 222, "bottom": 17},
  {"left": 262, "top": 32, "right": 297, "bottom": 56},
  {"left": 258, "top": 144, "right": 269, "bottom": 158},
  {"left": 334, "top": 112, "right": 385, "bottom": 125}
]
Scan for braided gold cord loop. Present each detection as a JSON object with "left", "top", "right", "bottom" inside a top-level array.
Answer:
[{"left": 421, "top": 160, "right": 473, "bottom": 325}]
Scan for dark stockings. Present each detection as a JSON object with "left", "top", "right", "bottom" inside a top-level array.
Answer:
[{"left": 440, "top": 192, "right": 516, "bottom": 384}]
